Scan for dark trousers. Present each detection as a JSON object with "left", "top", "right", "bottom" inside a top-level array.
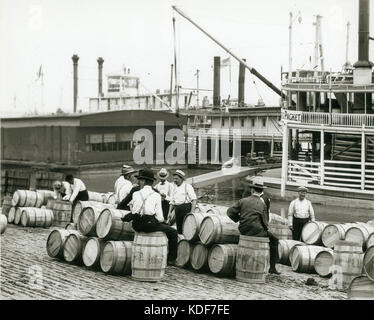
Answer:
[
  {"left": 132, "top": 217, "right": 178, "bottom": 261},
  {"left": 161, "top": 200, "right": 170, "bottom": 221},
  {"left": 174, "top": 203, "right": 192, "bottom": 234},
  {"left": 71, "top": 190, "right": 89, "bottom": 222},
  {"left": 292, "top": 216, "right": 310, "bottom": 241}
]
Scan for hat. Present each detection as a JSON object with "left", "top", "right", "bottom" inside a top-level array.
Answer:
[
  {"left": 173, "top": 169, "right": 186, "bottom": 180},
  {"left": 298, "top": 186, "right": 308, "bottom": 192},
  {"left": 135, "top": 168, "right": 156, "bottom": 182},
  {"left": 122, "top": 166, "right": 137, "bottom": 176},
  {"left": 248, "top": 176, "right": 267, "bottom": 189},
  {"left": 157, "top": 168, "right": 169, "bottom": 179}
]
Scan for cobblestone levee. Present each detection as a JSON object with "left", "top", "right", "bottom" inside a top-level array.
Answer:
[{"left": 0, "top": 225, "right": 346, "bottom": 300}]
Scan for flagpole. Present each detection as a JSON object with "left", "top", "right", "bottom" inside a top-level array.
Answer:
[{"left": 41, "top": 71, "right": 44, "bottom": 114}]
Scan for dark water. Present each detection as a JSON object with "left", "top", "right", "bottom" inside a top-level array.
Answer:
[{"left": 81, "top": 167, "right": 374, "bottom": 224}]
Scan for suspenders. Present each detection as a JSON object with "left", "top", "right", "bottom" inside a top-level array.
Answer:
[{"left": 138, "top": 190, "right": 155, "bottom": 215}]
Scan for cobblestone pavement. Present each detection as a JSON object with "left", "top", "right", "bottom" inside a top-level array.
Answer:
[{"left": 0, "top": 225, "right": 346, "bottom": 300}]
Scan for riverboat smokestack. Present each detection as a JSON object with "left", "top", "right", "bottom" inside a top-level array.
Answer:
[
  {"left": 213, "top": 56, "right": 221, "bottom": 108},
  {"left": 238, "top": 58, "right": 246, "bottom": 107},
  {"left": 97, "top": 57, "right": 104, "bottom": 97},
  {"left": 72, "top": 54, "right": 79, "bottom": 113}
]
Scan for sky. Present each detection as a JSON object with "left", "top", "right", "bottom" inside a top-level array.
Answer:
[{"left": 0, "top": 0, "right": 373, "bottom": 116}]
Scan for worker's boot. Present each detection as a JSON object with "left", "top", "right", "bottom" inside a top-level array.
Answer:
[{"left": 268, "top": 247, "right": 281, "bottom": 275}]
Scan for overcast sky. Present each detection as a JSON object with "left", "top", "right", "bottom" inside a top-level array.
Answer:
[{"left": 0, "top": 0, "right": 372, "bottom": 116}]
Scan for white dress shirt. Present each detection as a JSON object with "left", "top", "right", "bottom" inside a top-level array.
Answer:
[
  {"left": 130, "top": 185, "right": 164, "bottom": 223},
  {"left": 170, "top": 182, "right": 197, "bottom": 206},
  {"left": 288, "top": 198, "right": 315, "bottom": 225},
  {"left": 69, "top": 178, "right": 87, "bottom": 202},
  {"left": 54, "top": 181, "right": 72, "bottom": 199},
  {"left": 114, "top": 176, "right": 133, "bottom": 202},
  {"left": 154, "top": 180, "right": 175, "bottom": 201}
]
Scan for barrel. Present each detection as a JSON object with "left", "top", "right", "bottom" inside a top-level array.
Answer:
[
  {"left": 52, "top": 200, "right": 72, "bottom": 227},
  {"left": 46, "top": 199, "right": 57, "bottom": 210},
  {"left": 367, "top": 220, "right": 374, "bottom": 228},
  {"left": 103, "top": 192, "right": 118, "bottom": 205},
  {"left": 269, "top": 212, "right": 288, "bottom": 225},
  {"left": 0, "top": 214, "right": 7, "bottom": 234},
  {"left": 182, "top": 211, "right": 210, "bottom": 242},
  {"left": 63, "top": 233, "right": 89, "bottom": 264},
  {"left": 7, "top": 207, "right": 16, "bottom": 223},
  {"left": 46, "top": 229, "right": 80, "bottom": 259},
  {"left": 321, "top": 223, "right": 357, "bottom": 248},
  {"left": 347, "top": 276, "right": 374, "bottom": 300},
  {"left": 278, "top": 240, "right": 305, "bottom": 266},
  {"left": 314, "top": 250, "right": 335, "bottom": 277},
  {"left": 190, "top": 242, "right": 209, "bottom": 272},
  {"left": 199, "top": 215, "right": 240, "bottom": 245},
  {"left": 363, "top": 245, "right": 374, "bottom": 281},
  {"left": 78, "top": 206, "right": 104, "bottom": 236},
  {"left": 72, "top": 201, "right": 114, "bottom": 224},
  {"left": 1, "top": 195, "right": 13, "bottom": 217},
  {"left": 36, "top": 190, "right": 55, "bottom": 205},
  {"left": 301, "top": 221, "right": 328, "bottom": 245},
  {"left": 12, "top": 190, "right": 44, "bottom": 208},
  {"left": 88, "top": 191, "right": 106, "bottom": 203},
  {"left": 14, "top": 207, "right": 23, "bottom": 225},
  {"left": 176, "top": 239, "right": 192, "bottom": 267},
  {"left": 208, "top": 244, "right": 237, "bottom": 277},
  {"left": 65, "top": 223, "right": 77, "bottom": 230},
  {"left": 367, "top": 233, "right": 374, "bottom": 249},
  {"left": 268, "top": 224, "right": 292, "bottom": 240},
  {"left": 20, "top": 207, "right": 54, "bottom": 228},
  {"left": 236, "top": 235, "right": 270, "bottom": 284},
  {"left": 96, "top": 208, "right": 134, "bottom": 241},
  {"left": 290, "top": 245, "right": 330, "bottom": 273},
  {"left": 82, "top": 237, "right": 105, "bottom": 268},
  {"left": 332, "top": 240, "right": 364, "bottom": 290},
  {"left": 100, "top": 241, "right": 132, "bottom": 274},
  {"left": 206, "top": 205, "right": 229, "bottom": 216},
  {"left": 194, "top": 203, "right": 213, "bottom": 213},
  {"left": 131, "top": 232, "right": 168, "bottom": 282},
  {"left": 345, "top": 223, "right": 374, "bottom": 250}
]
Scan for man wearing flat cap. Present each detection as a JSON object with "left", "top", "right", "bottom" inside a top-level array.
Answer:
[
  {"left": 288, "top": 185, "right": 315, "bottom": 241},
  {"left": 154, "top": 168, "right": 175, "bottom": 220},
  {"left": 167, "top": 170, "right": 197, "bottom": 234},
  {"left": 114, "top": 165, "right": 137, "bottom": 203},
  {"left": 227, "top": 178, "right": 280, "bottom": 274}
]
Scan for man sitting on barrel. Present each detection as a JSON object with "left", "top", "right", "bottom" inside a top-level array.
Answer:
[
  {"left": 227, "top": 178, "right": 280, "bottom": 275},
  {"left": 122, "top": 168, "right": 178, "bottom": 266}
]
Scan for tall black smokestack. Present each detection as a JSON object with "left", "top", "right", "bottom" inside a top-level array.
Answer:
[
  {"left": 97, "top": 57, "right": 104, "bottom": 97},
  {"left": 72, "top": 54, "right": 79, "bottom": 113},
  {"left": 238, "top": 58, "right": 246, "bottom": 107},
  {"left": 213, "top": 56, "right": 221, "bottom": 108},
  {"left": 354, "top": 0, "right": 372, "bottom": 67}
]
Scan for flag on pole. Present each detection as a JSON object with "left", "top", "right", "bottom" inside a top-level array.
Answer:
[
  {"left": 221, "top": 56, "right": 231, "bottom": 67},
  {"left": 36, "top": 65, "right": 43, "bottom": 81}
]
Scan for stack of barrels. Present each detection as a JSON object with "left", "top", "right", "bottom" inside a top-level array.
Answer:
[
  {"left": 88, "top": 191, "right": 118, "bottom": 205},
  {"left": 6, "top": 189, "right": 55, "bottom": 228}
]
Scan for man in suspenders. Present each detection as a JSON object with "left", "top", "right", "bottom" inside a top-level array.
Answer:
[
  {"left": 167, "top": 170, "right": 197, "bottom": 234},
  {"left": 114, "top": 165, "right": 137, "bottom": 203},
  {"left": 154, "top": 168, "right": 174, "bottom": 221},
  {"left": 122, "top": 168, "right": 178, "bottom": 265}
]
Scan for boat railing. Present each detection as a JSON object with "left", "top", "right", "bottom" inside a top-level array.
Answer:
[{"left": 187, "top": 127, "right": 281, "bottom": 138}]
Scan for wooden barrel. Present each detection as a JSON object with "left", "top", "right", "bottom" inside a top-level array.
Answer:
[
  {"left": 314, "top": 250, "right": 335, "bottom": 277},
  {"left": 347, "top": 276, "right": 374, "bottom": 300},
  {"left": 14, "top": 207, "right": 23, "bottom": 225},
  {"left": 77, "top": 206, "right": 104, "bottom": 236},
  {"left": 199, "top": 215, "right": 240, "bottom": 245},
  {"left": 1, "top": 195, "right": 13, "bottom": 217},
  {"left": 100, "top": 241, "right": 132, "bottom": 274},
  {"left": 176, "top": 239, "right": 192, "bottom": 267},
  {"left": 52, "top": 200, "right": 72, "bottom": 227},
  {"left": 96, "top": 208, "right": 134, "bottom": 241},
  {"left": 206, "top": 205, "right": 229, "bottom": 216},
  {"left": 236, "top": 235, "right": 270, "bottom": 284},
  {"left": 321, "top": 223, "right": 357, "bottom": 248},
  {"left": 367, "top": 220, "right": 374, "bottom": 228},
  {"left": 7, "top": 207, "right": 16, "bottom": 223},
  {"left": 46, "top": 229, "right": 80, "bottom": 259},
  {"left": 182, "top": 211, "right": 210, "bottom": 242},
  {"left": 82, "top": 237, "right": 105, "bottom": 268},
  {"left": 278, "top": 240, "right": 305, "bottom": 266},
  {"left": 12, "top": 190, "right": 44, "bottom": 208},
  {"left": 363, "top": 245, "right": 374, "bottom": 281},
  {"left": 333, "top": 240, "right": 364, "bottom": 290},
  {"left": 36, "top": 190, "right": 55, "bottom": 205},
  {"left": 46, "top": 199, "right": 57, "bottom": 210},
  {"left": 72, "top": 201, "right": 113, "bottom": 224},
  {"left": 65, "top": 223, "right": 77, "bottom": 230},
  {"left": 190, "top": 242, "right": 209, "bottom": 272},
  {"left": 88, "top": 191, "right": 106, "bottom": 203},
  {"left": 131, "top": 232, "right": 168, "bottom": 282},
  {"left": 63, "top": 233, "right": 88, "bottom": 264},
  {"left": 269, "top": 213, "right": 288, "bottom": 225},
  {"left": 301, "top": 221, "right": 328, "bottom": 245},
  {"left": 20, "top": 207, "right": 54, "bottom": 228},
  {"left": 268, "top": 224, "right": 292, "bottom": 240},
  {"left": 177, "top": 234, "right": 184, "bottom": 242},
  {"left": 367, "top": 233, "right": 374, "bottom": 249},
  {"left": 208, "top": 244, "right": 237, "bottom": 276},
  {"left": 194, "top": 203, "right": 212, "bottom": 213},
  {"left": 103, "top": 192, "right": 118, "bottom": 205},
  {"left": 0, "top": 214, "right": 7, "bottom": 234},
  {"left": 290, "top": 245, "right": 329, "bottom": 273},
  {"left": 345, "top": 223, "right": 374, "bottom": 250}
]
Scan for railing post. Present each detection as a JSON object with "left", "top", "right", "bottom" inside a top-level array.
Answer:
[
  {"left": 320, "top": 129, "right": 324, "bottom": 186},
  {"left": 361, "top": 125, "right": 365, "bottom": 190},
  {"left": 281, "top": 122, "right": 289, "bottom": 198}
]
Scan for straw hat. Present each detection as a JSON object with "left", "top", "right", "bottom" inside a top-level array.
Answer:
[
  {"left": 298, "top": 186, "right": 308, "bottom": 192},
  {"left": 157, "top": 168, "right": 169, "bottom": 179},
  {"left": 173, "top": 169, "right": 186, "bottom": 180}
]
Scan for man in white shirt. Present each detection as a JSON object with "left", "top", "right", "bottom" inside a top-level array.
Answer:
[
  {"left": 52, "top": 180, "right": 72, "bottom": 199},
  {"left": 122, "top": 168, "right": 178, "bottom": 265},
  {"left": 114, "top": 165, "right": 137, "bottom": 202},
  {"left": 288, "top": 186, "right": 315, "bottom": 241},
  {"left": 154, "top": 168, "right": 175, "bottom": 220},
  {"left": 168, "top": 170, "right": 197, "bottom": 234},
  {"left": 63, "top": 175, "right": 89, "bottom": 207}
]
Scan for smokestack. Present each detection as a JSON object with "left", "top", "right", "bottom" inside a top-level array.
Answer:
[
  {"left": 213, "top": 56, "right": 221, "bottom": 108},
  {"left": 97, "top": 57, "right": 104, "bottom": 97},
  {"left": 72, "top": 54, "right": 79, "bottom": 113},
  {"left": 238, "top": 58, "right": 246, "bottom": 107}
]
